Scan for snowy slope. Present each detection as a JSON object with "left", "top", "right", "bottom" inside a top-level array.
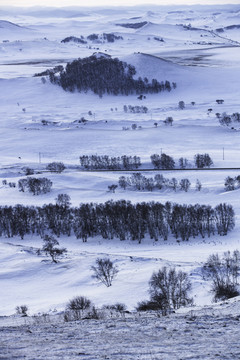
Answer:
[{"left": 0, "top": 4, "right": 240, "bottom": 320}]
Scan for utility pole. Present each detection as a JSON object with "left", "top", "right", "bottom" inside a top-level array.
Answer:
[
  {"left": 39, "top": 152, "right": 41, "bottom": 164},
  {"left": 223, "top": 147, "right": 224, "bottom": 160}
]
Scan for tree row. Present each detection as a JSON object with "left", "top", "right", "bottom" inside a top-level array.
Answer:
[{"left": 0, "top": 200, "right": 234, "bottom": 242}]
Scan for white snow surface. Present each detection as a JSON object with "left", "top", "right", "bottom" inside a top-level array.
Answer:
[{"left": 0, "top": 6, "right": 240, "bottom": 353}]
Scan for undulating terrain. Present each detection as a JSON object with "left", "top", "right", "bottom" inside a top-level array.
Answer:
[{"left": 0, "top": 3, "right": 240, "bottom": 358}]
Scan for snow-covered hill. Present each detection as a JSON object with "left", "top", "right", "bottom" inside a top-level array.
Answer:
[{"left": 0, "top": 4, "right": 240, "bottom": 327}]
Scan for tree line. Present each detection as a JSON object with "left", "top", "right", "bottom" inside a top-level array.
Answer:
[
  {"left": 79, "top": 155, "right": 141, "bottom": 170},
  {"left": 0, "top": 200, "right": 234, "bottom": 242},
  {"left": 61, "top": 33, "right": 123, "bottom": 44},
  {"left": 48, "top": 55, "right": 176, "bottom": 97},
  {"left": 118, "top": 173, "right": 201, "bottom": 192},
  {"left": 78, "top": 153, "right": 213, "bottom": 171}
]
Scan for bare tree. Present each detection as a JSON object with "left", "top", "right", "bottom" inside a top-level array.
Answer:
[
  {"left": 91, "top": 258, "right": 118, "bottom": 287},
  {"left": 202, "top": 250, "right": 240, "bottom": 301},
  {"left": 149, "top": 267, "right": 193, "bottom": 314},
  {"left": 55, "top": 194, "right": 71, "bottom": 207},
  {"left": 40, "top": 235, "right": 67, "bottom": 263}
]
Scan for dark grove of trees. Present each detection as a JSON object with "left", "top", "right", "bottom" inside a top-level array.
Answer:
[
  {"left": 194, "top": 153, "right": 213, "bottom": 168},
  {"left": 150, "top": 153, "right": 175, "bottom": 169},
  {"left": 18, "top": 177, "right": 52, "bottom": 195},
  {"left": 61, "top": 36, "right": 87, "bottom": 44},
  {"left": 79, "top": 155, "right": 141, "bottom": 170},
  {"left": 61, "top": 33, "right": 123, "bottom": 44},
  {"left": 0, "top": 201, "right": 234, "bottom": 242},
  {"left": 48, "top": 55, "right": 176, "bottom": 97}
]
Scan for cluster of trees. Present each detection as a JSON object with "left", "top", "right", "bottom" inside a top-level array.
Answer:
[
  {"left": 61, "top": 36, "right": 87, "bottom": 44},
  {"left": 194, "top": 153, "right": 213, "bottom": 168},
  {"left": 202, "top": 250, "right": 240, "bottom": 301},
  {"left": 150, "top": 153, "right": 213, "bottom": 170},
  {"left": 150, "top": 153, "right": 175, "bottom": 169},
  {"left": 46, "top": 162, "right": 65, "bottom": 173},
  {"left": 118, "top": 173, "right": 201, "bottom": 192},
  {"left": 0, "top": 200, "right": 234, "bottom": 242},
  {"left": 48, "top": 55, "right": 176, "bottom": 97},
  {"left": 123, "top": 105, "right": 148, "bottom": 113},
  {"left": 18, "top": 177, "right": 52, "bottom": 195},
  {"left": 218, "top": 112, "right": 240, "bottom": 128},
  {"left": 79, "top": 155, "right": 141, "bottom": 170},
  {"left": 61, "top": 33, "right": 123, "bottom": 44},
  {"left": 2, "top": 179, "right": 16, "bottom": 188},
  {"left": 87, "top": 33, "right": 123, "bottom": 42},
  {"left": 117, "top": 21, "right": 148, "bottom": 29},
  {"left": 224, "top": 175, "right": 240, "bottom": 191}
]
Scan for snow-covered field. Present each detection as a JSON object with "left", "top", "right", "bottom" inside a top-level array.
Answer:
[
  {"left": 1, "top": 297, "right": 240, "bottom": 359},
  {"left": 1, "top": 3, "right": 240, "bottom": 357}
]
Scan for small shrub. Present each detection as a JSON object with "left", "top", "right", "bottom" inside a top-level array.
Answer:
[
  {"left": 65, "top": 296, "right": 92, "bottom": 321},
  {"left": 16, "top": 305, "right": 28, "bottom": 317},
  {"left": 103, "top": 303, "right": 127, "bottom": 312},
  {"left": 85, "top": 306, "right": 103, "bottom": 320},
  {"left": 136, "top": 300, "right": 161, "bottom": 312}
]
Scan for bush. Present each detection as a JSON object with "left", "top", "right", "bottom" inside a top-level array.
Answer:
[
  {"left": 46, "top": 162, "right": 65, "bottom": 173},
  {"left": 85, "top": 306, "right": 103, "bottom": 320},
  {"left": 65, "top": 296, "right": 92, "bottom": 321},
  {"left": 67, "top": 296, "right": 91, "bottom": 311},
  {"left": 16, "top": 305, "right": 28, "bottom": 317},
  {"left": 23, "top": 167, "right": 34, "bottom": 176},
  {"left": 136, "top": 300, "right": 162, "bottom": 312},
  {"left": 91, "top": 258, "right": 118, "bottom": 287},
  {"left": 103, "top": 303, "right": 127, "bottom": 312},
  {"left": 202, "top": 250, "right": 240, "bottom": 302}
]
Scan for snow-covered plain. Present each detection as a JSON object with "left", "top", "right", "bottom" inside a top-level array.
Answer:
[{"left": 1, "top": 4, "right": 240, "bottom": 357}]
